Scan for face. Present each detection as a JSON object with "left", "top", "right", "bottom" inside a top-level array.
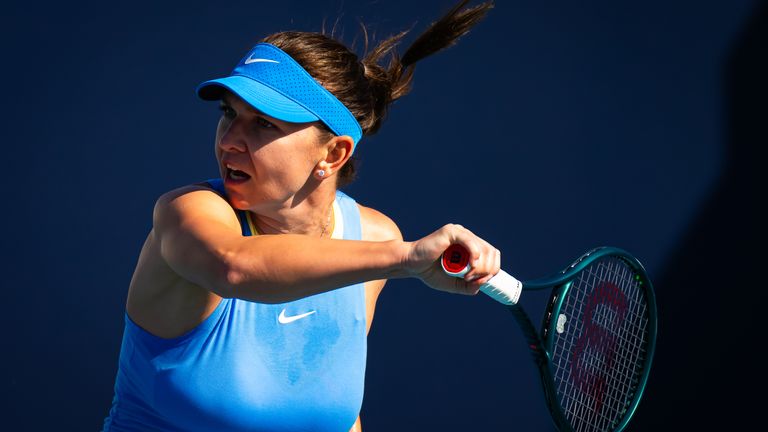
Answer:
[{"left": 215, "top": 91, "right": 328, "bottom": 211}]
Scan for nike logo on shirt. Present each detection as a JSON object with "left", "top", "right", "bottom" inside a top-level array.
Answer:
[{"left": 278, "top": 309, "right": 316, "bottom": 324}]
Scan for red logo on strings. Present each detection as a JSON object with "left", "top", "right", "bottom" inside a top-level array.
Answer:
[{"left": 570, "top": 281, "right": 628, "bottom": 413}]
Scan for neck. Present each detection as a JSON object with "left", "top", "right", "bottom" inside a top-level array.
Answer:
[{"left": 249, "top": 187, "right": 336, "bottom": 237}]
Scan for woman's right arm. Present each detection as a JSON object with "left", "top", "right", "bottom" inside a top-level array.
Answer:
[{"left": 154, "top": 185, "right": 500, "bottom": 304}]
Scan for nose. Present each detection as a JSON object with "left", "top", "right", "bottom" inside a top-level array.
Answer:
[{"left": 217, "top": 116, "right": 248, "bottom": 153}]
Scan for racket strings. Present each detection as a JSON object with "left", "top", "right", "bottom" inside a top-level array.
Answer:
[
  {"left": 550, "top": 256, "right": 651, "bottom": 431},
  {"left": 579, "top": 260, "right": 647, "bottom": 429}
]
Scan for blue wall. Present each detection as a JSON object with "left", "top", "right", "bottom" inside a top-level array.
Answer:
[{"left": 2, "top": 0, "right": 764, "bottom": 430}]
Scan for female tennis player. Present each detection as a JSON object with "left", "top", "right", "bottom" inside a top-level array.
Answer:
[{"left": 102, "top": 1, "right": 497, "bottom": 431}]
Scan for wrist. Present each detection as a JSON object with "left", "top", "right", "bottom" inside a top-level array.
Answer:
[{"left": 387, "top": 240, "right": 413, "bottom": 279}]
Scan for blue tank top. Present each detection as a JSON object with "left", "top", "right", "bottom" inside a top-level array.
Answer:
[{"left": 102, "top": 179, "right": 367, "bottom": 431}]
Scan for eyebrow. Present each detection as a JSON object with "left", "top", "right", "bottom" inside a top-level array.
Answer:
[{"left": 221, "top": 96, "right": 278, "bottom": 121}]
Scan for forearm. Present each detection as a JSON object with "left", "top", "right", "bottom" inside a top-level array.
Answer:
[{"left": 220, "top": 234, "right": 410, "bottom": 303}]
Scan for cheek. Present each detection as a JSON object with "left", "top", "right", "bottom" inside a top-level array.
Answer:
[
  {"left": 214, "top": 117, "right": 227, "bottom": 140},
  {"left": 245, "top": 128, "right": 322, "bottom": 192},
  {"left": 250, "top": 146, "right": 311, "bottom": 186},
  {"left": 213, "top": 122, "right": 227, "bottom": 157}
]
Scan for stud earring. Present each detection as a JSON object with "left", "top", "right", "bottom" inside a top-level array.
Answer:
[{"left": 317, "top": 170, "right": 326, "bottom": 178}]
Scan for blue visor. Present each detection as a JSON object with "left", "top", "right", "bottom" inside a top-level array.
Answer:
[{"left": 196, "top": 43, "right": 363, "bottom": 148}]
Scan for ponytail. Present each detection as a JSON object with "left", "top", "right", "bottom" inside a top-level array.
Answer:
[
  {"left": 359, "top": 0, "right": 495, "bottom": 135},
  {"left": 262, "top": 0, "right": 494, "bottom": 185}
]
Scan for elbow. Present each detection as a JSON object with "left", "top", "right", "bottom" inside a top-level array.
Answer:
[
  {"left": 219, "top": 265, "right": 247, "bottom": 299},
  {"left": 191, "top": 244, "right": 243, "bottom": 299},
  {"left": 210, "top": 252, "right": 248, "bottom": 299},
  {"left": 214, "top": 253, "right": 284, "bottom": 304}
]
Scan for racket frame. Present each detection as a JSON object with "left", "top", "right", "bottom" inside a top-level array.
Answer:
[{"left": 510, "top": 246, "right": 658, "bottom": 432}]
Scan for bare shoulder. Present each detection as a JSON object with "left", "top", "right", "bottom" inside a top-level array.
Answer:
[
  {"left": 127, "top": 182, "right": 237, "bottom": 339},
  {"left": 357, "top": 204, "right": 403, "bottom": 242},
  {"left": 153, "top": 183, "right": 239, "bottom": 232},
  {"left": 155, "top": 182, "right": 230, "bottom": 214}
]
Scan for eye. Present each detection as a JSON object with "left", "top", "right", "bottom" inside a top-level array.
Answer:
[
  {"left": 255, "top": 116, "right": 275, "bottom": 129},
  {"left": 218, "top": 104, "right": 236, "bottom": 119}
]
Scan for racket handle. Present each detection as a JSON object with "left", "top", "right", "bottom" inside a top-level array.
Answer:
[
  {"left": 441, "top": 244, "right": 522, "bottom": 305},
  {"left": 481, "top": 270, "right": 522, "bottom": 305}
]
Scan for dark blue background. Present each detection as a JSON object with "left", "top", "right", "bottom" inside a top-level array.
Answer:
[{"left": 3, "top": 0, "right": 765, "bottom": 430}]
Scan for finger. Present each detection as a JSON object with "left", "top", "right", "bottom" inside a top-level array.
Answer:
[
  {"left": 453, "top": 274, "right": 480, "bottom": 295},
  {"left": 464, "top": 266, "right": 486, "bottom": 283},
  {"left": 486, "top": 244, "right": 497, "bottom": 274},
  {"left": 465, "top": 239, "right": 493, "bottom": 281},
  {"left": 473, "top": 253, "right": 495, "bottom": 285},
  {"left": 472, "top": 246, "right": 502, "bottom": 286},
  {"left": 454, "top": 275, "right": 464, "bottom": 293},
  {"left": 462, "top": 278, "right": 481, "bottom": 295}
]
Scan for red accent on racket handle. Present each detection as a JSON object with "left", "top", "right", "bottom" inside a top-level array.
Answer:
[
  {"left": 441, "top": 244, "right": 523, "bottom": 305},
  {"left": 441, "top": 244, "right": 471, "bottom": 276}
]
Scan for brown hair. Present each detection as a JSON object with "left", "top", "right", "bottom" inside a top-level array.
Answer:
[{"left": 262, "top": 0, "right": 495, "bottom": 186}]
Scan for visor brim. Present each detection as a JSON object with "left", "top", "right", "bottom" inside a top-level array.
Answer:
[{"left": 196, "top": 76, "right": 319, "bottom": 124}]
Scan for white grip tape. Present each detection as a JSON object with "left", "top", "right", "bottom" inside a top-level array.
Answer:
[{"left": 480, "top": 270, "right": 522, "bottom": 305}]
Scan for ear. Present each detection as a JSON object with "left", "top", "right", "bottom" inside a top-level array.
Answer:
[{"left": 315, "top": 135, "right": 354, "bottom": 180}]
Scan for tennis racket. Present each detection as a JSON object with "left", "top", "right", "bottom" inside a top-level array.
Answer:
[{"left": 442, "top": 244, "right": 657, "bottom": 432}]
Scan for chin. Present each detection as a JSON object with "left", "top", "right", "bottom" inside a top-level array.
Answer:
[
  {"left": 228, "top": 197, "right": 252, "bottom": 211},
  {"left": 221, "top": 187, "right": 250, "bottom": 210}
]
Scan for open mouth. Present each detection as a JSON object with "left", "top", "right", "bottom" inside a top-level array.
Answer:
[{"left": 225, "top": 163, "right": 251, "bottom": 182}]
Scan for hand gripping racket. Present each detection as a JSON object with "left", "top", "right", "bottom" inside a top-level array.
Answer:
[{"left": 442, "top": 245, "right": 657, "bottom": 432}]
